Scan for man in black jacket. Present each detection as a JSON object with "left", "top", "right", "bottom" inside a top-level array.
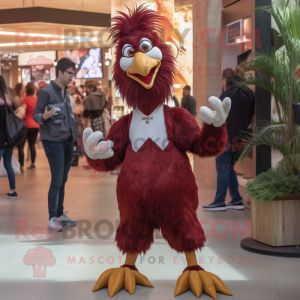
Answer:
[
  {"left": 181, "top": 85, "right": 197, "bottom": 117},
  {"left": 33, "top": 58, "right": 78, "bottom": 231},
  {"left": 203, "top": 68, "right": 255, "bottom": 211}
]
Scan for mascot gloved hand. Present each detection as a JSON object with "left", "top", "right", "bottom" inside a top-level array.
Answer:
[
  {"left": 83, "top": 4, "right": 232, "bottom": 299},
  {"left": 83, "top": 128, "right": 114, "bottom": 159},
  {"left": 200, "top": 97, "right": 231, "bottom": 127}
]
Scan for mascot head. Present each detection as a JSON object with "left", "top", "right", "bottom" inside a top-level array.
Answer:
[{"left": 109, "top": 4, "right": 176, "bottom": 115}]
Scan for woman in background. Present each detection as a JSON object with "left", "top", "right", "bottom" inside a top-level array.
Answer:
[
  {"left": 13, "top": 83, "right": 26, "bottom": 108},
  {"left": 18, "top": 82, "right": 39, "bottom": 173},
  {"left": 83, "top": 80, "right": 107, "bottom": 135},
  {"left": 0, "top": 75, "right": 18, "bottom": 199}
]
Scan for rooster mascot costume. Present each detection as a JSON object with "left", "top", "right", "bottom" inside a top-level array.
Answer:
[{"left": 83, "top": 5, "right": 232, "bottom": 299}]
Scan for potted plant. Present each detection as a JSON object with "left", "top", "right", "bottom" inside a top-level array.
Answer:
[{"left": 235, "top": 0, "right": 300, "bottom": 247}]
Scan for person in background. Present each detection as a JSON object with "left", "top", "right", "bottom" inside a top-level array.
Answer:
[
  {"left": 78, "top": 84, "right": 86, "bottom": 97},
  {"left": 0, "top": 75, "right": 18, "bottom": 199},
  {"left": 69, "top": 83, "right": 83, "bottom": 103},
  {"left": 13, "top": 83, "right": 26, "bottom": 108},
  {"left": 33, "top": 58, "right": 78, "bottom": 232},
  {"left": 96, "top": 81, "right": 103, "bottom": 93},
  {"left": 165, "top": 87, "right": 179, "bottom": 107},
  {"left": 67, "top": 85, "right": 80, "bottom": 167},
  {"left": 106, "top": 89, "right": 113, "bottom": 116},
  {"left": 17, "top": 82, "right": 40, "bottom": 173},
  {"left": 172, "top": 88, "right": 179, "bottom": 107},
  {"left": 75, "top": 85, "right": 84, "bottom": 101},
  {"left": 36, "top": 81, "right": 47, "bottom": 95},
  {"left": 83, "top": 80, "right": 107, "bottom": 135},
  {"left": 181, "top": 85, "right": 197, "bottom": 117},
  {"left": 68, "top": 84, "right": 76, "bottom": 115},
  {"left": 203, "top": 67, "right": 255, "bottom": 211}
]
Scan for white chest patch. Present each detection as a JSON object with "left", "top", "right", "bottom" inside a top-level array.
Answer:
[{"left": 129, "top": 105, "right": 169, "bottom": 152}]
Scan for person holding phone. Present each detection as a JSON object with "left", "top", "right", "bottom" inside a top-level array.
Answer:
[{"left": 33, "top": 58, "right": 78, "bottom": 232}]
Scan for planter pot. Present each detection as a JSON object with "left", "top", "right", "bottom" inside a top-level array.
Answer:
[{"left": 251, "top": 195, "right": 300, "bottom": 246}]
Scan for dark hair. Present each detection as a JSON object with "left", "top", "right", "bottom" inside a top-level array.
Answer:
[
  {"left": 15, "top": 83, "right": 23, "bottom": 97},
  {"left": 222, "top": 67, "right": 244, "bottom": 87},
  {"left": 26, "top": 82, "right": 35, "bottom": 96},
  {"left": 85, "top": 80, "right": 97, "bottom": 92},
  {"left": 56, "top": 58, "right": 75, "bottom": 78},
  {"left": 0, "top": 75, "right": 7, "bottom": 99},
  {"left": 183, "top": 85, "right": 191, "bottom": 91}
]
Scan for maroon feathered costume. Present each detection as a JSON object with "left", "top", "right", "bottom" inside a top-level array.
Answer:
[{"left": 85, "top": 5, "right": 232, "bottom": 299}]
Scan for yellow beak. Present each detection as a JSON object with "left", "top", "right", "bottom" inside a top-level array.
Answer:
[{"left": 127, "top": 52, "right": 161, "bottom": 89}]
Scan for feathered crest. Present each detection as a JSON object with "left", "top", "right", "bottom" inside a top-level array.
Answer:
[{"left": 109, "top": 4, "right": 165, "bottom": 46}]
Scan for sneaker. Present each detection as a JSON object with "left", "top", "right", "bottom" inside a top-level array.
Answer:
[
  {"left": 48, "top": 217, "right": 62, "bottom": 232},
  {"left": 27, "top": 165, "right": 36, "bottom": 170},
  {"left": 226, "top": 200, "right": 244, "bottom": 210},
  {"left": 58, "top": 212, "right": 77, "bottom": 226},
  {"left": 203, "top": 202, "right": 226, "bottom": 211},
  {"left": 6, "top": 191, "right": 18, "bottom": 199}
]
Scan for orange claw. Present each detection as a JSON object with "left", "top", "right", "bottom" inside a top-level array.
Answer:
[
  {"left": 174, "top": 269, "right": 233, "bottom": 299},
  {"left": 92, "top": 268, "right": 117, "bottom": 292},
  {"left": 92, "top": 267, "right": 154, "bottom": 297},
  {"left": 206, "top": 272, "right": 233, "bottom": 296},
  {"left": 174, "top": 270, "right": 190, "bottom": 296}
]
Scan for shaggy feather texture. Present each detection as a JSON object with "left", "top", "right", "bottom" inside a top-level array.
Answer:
[
  {"left": 86, "top": 5, "right": 228, "bottom": 256},
  {"left": 170, "top": 107, "right": 228, "bottom": 157},
  {"left": 110, "top": 5, "right": 176, "bottom": 115},
  {"left": 86, "top": 113, "right": 132, "bottom": 172},
  {"left": 87, "top": 106, "right": 228, "bottom": 255}
]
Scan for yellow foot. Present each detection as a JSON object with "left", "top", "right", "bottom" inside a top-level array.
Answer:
[
  {"left": 174, "top": 268, "right": 233, "bottom": 299},
  {"left": 92, "top": 266, "right": 154, "bottom": 297}
]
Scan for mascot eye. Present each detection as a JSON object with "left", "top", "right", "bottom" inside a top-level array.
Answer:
[
  {"left": 140, "top": 39, "right": 153, "bottom": 53},
  {"left": 141, "top": 44, "right": 149, "bottom": 52},
  {"left": 127, "top": 48, "right": 135, "bottom": 57},
  {"left": 122, "top": 44, "right": 135, "bottom": 58}
]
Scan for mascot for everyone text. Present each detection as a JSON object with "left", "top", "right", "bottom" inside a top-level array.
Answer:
[{"left": 84, "top": 5, "right": 232, "bottom": 299}]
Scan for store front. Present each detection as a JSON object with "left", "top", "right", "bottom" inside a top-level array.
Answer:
[{"left": 0, "top": 6, "right": 116, "bottom": 117}]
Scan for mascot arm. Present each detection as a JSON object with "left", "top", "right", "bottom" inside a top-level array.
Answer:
[
  {"left": 86, "top": 114, "right": 131, "bottom": 172},
  {"left": 172, "top": 107, "right": 227, "bottom": 158}
]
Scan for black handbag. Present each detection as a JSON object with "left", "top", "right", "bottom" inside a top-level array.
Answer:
[{"left": 3, "top": 95, "right": 27, "bottom": 146}]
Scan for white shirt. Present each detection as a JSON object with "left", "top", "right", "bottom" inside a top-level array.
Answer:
[{"left": 129, "top": 105, "right": 169, "bottom": 152}]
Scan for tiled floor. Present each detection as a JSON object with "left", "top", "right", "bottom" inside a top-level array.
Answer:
[{"left": 0, "top": 146, "right": 299, "bottom": 300}]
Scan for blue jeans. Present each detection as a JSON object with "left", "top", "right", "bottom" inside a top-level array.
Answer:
[
  {"left": 0, "top": 147, "right": 15, "bottom": 190},
  {"left": 43, "top": 139, "right": 74, "bottom": 220},
  {"left": 215, "top": 147, "right": 243, "bottom": 204}
]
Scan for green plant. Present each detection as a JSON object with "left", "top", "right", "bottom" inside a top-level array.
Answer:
[
  {"left": 245, "top": 168, "right": 300, "bottom": 203},
  {"left": 233, "top": 0, "right": 300, "bottom": 201}
]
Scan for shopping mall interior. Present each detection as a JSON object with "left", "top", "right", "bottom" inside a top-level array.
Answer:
[{"left": 0, "top": 0, "right": 299, "bottom": 299}]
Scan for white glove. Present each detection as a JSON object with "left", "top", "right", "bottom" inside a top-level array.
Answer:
[
  {"left": 83, "top": 127, "right": 114, "bottom": 159},
  {"left": 199, "top": 97, "right": 231, "bottom": 127}
]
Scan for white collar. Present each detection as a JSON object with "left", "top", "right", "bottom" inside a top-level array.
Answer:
[{"left": 129, "top": 105, "right": 169, "bottom": 152}]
